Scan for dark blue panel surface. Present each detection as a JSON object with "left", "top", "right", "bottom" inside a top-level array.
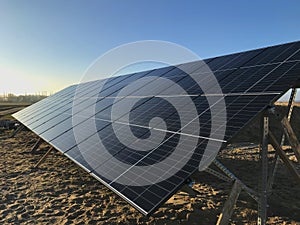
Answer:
[{"left": 13, "top": 40, "right": 300, "bottom": 215}]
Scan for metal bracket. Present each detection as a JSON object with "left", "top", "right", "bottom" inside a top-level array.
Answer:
[{"left": 213, "top": 159, "right": 259, "bottom": 202}]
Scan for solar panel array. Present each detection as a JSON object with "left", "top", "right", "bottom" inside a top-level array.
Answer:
[{"left": 13, "top": 41, "right": 300, "bottom": 215}]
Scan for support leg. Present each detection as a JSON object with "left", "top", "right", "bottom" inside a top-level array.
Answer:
[
  {"left": 281, "top": 117, "right": 300, "bottom": 162},
  {"left": 9, "top": 124, "right": 24, "bottom": 138},
  {"left": 34, "top": 147, "right": 53, "bottom": 168},
  {"left": 281, "top": 88, "right": 297, "bottom": 145},
  {"left": 31, "top": 138, "right": 43, "bottom": 153},
  {"left": 269, "top": 131, "right": 300, "bottom": 183},
  {"left": 216, "top": 180, "right": 242, "bottom": 225},
  {"left": 268, "top": 88, "right": 297, "bottom": 191}
]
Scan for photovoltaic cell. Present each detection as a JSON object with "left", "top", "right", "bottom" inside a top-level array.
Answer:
[{"left": 13, "top": 40, "right": 300, "bottom": 215}]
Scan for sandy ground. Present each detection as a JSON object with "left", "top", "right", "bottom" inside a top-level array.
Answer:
[{"left": 1, "top": 129, "right": 299, "bottom": 225}]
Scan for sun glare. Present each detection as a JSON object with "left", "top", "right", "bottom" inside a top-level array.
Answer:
[{"left": 0, "top": 67, "right": 54, "bottom": 95}]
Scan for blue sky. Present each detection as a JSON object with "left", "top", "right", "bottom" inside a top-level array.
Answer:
[{"left": 1, "top": 0, "right": 300, "bottom": 95}]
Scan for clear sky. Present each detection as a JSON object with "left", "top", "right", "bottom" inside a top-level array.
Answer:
[{"left": 1, "top": 0, "right": 300, "bottom": 95}]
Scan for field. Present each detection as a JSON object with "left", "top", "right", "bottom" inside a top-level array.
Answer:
[{"left": 0, "top": 104, "right": 299, "bottom": 224}]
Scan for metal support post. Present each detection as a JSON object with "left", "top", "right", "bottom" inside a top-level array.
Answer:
[{"left": 258, "top": 115, "right": 269, "bottom": 225}]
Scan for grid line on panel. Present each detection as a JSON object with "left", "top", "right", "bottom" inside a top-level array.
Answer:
[
  {"left": 45, "top": 91, "right": 272, "bottom": 199},
  {"left": 25, "top": 73, "right": 141, "bottom": 134},
  {"left": 79, "top": 122, "right": 203, "bottom": 189},
  {"left": 44, "top": 67, "right": 175, "bottom": 142},
  {"left": 44, "top": 65, "right": 204, "bottom": 149},
  {"left": 28, "top": 72, "right": 142, "bottom": 127},
  {"left": 88, "top": 172, "right": 149, "bottom": 215},
  {"left": 251, "top": 61, "right": 300, "bottom": 92},
  {"left": 58, "top": 96, "right": 225, "bottom": 145},
  {"left": 22, "top": 75, "right": 130, "bottom": 127},
  {"left": 75, "top": 91, "right": 281, "bottom": 100},
  {"left": 242, "top": 41, "right": 297, "bottom": 67},
  {"left": 14, "top": 86, "right": 77, "bottom": 122},
  {"left": 19, "top": 81, "right": 102, "bottom": 122},
  {"left": 245, "top": 49, "right": 300, "bottom": 92},
  {"left": 96, "top": 134, "right": 203, "bottom": 177},
  {"left": 68, "top": 118, "right": 199, "bottom": 176},
  {"left": 113, "top": 138, "right": 205, "bottom": 188},
  {"left": 206, "top": 51, "right": 245, "bottom": 71},
  {"left": 29, "top": 44, "right": 296, "bottom": 149},
  {"left": 206, "top": 95, "right": 277, "bottom": 140},
  {"left": 113, "top": 141, "right": 210, "bottom": 213},
  {"left": 183, "top": 50, "right": 270, "bottom": 95},
  {"left": 109, "top": 95, "right": 225, "bottom": 184},
  {"left": 14, "top": 85, "right": 76, "bottom": 118},
  {"left": 191, "top": 61, "right": 300, "bottom": 141}
]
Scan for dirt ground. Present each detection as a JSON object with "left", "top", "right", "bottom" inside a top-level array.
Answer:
[{"left": 1, "top": 128, "right": 299, "bottom": 225}]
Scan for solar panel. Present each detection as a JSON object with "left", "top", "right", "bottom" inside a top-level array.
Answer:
[{"left": 13, "top": 41, "right": 300, "bottom": 215}]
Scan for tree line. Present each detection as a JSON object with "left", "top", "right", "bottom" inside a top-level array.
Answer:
[{"left": 0, "top": 93, "right": 48, "bottom": 103}]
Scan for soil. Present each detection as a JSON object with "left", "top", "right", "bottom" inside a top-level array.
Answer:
[{"left": 0, "top": 104, "right": 299, "bottom": 224}]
